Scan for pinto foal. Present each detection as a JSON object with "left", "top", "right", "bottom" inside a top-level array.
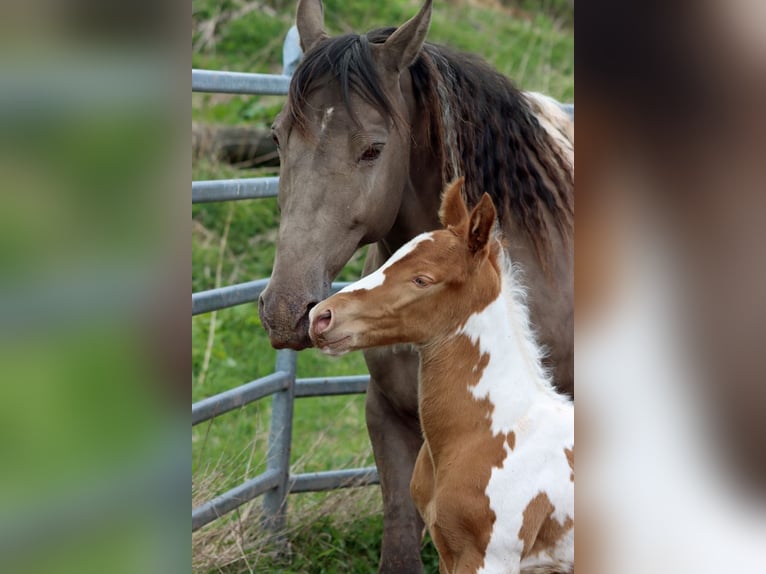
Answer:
[{"left": 309, "top": 179, "right": 574, "bottom": 574}]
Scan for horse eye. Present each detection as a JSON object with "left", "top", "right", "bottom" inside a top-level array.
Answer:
[
  {"left": 359, "top": 144, "right": 383, "bottom": 162},
  {"left": 412, "top": 276, "right": 431, "bottom": 288},
  {"left": 271, "top": 132, "right": 280, "bottom": 149}
]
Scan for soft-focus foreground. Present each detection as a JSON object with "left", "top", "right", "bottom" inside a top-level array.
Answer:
[
  {"left": 0, "top": 1, "right": 187, "bottom": 574},
  {"left": 577, "top": 1, "right": 766, "bottom": 572}
]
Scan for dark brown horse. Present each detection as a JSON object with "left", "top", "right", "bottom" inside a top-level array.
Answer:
[{"left": 258, "top": 1, "right": 573, "bottom": 571}]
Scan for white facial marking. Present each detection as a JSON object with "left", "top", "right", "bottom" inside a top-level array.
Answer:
[
  {"left": 339, "top": 233, "right": 434, "bottom": 294},
  {"left": 320, "top": 106, "right": 334, "bottom": 133}
]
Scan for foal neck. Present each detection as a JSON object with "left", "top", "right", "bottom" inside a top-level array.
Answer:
[{"left": 418, "top": 261, "right": 559, "bottom": 448}]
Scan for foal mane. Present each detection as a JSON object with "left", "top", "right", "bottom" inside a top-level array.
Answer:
[{"left": 287, "top": 28, "right": 573, "bottom": 263}]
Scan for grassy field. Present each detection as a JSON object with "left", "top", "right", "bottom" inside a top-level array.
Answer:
[{"left": 192, "top": 1, "right": 572, "bottom": 571}]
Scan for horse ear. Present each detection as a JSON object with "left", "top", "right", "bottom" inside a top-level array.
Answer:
[
  {"left": 439, "top": 177, "right": 468, "bottom": 229},
  {"left": 380, "top": 0, "right": 432, "bottom": 71},
  {"left": 467, "top": 193, "right": 497, "bottom": 254},
  {"left": 296, "top": 0, "right": 328, "bottom": 53}
]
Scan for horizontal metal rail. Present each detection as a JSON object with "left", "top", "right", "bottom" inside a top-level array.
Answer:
[
  {"left": 192, "top": 468, "right": 281, "bottom": 531},
  {"left": 192, "top": 371, "right": 291, "bottom": 426},
  {"left": 193, "top": 280, "right": 354, "bottom": 316},
  {"left": 191, "top": 465, "right": 379, "bottom": 532},
  {"left": 192, "top": 375, "right": 370, "bottom": 441},
  {"left": 191, "top": 366, "right": 366, "bottom": 433},
  {"left": 289, "top": 467, "right": 379, "bottom": 493},
  {"left": 192, "top": 279, "right": 268, "bottom": 315},
  {"left": 192, "top": 69, "right": 290, "bottom": 95},
  {"left": 192, "top": 177, "right": 279, "bottom": 204},
  {"left": 295, "top": 375, "right": 370, "bottom": 397}
]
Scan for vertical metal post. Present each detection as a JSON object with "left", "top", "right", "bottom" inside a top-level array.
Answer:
[{"left": 262, "top": 349, "right": 297, "bottom": 533}]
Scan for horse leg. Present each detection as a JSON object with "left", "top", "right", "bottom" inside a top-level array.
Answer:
[{"left": 365, "top": 367, "right": 424, "bottom": 574}]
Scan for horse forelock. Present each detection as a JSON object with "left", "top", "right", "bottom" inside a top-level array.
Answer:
[{"left": 287, "top": 28, "right": 404, "bottom": 135}]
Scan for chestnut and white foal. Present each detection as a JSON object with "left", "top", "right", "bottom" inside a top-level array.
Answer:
[{"left": 309, "top": 179, "right": 574, "bottom": 574}]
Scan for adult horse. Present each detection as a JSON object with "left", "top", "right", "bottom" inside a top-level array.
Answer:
[{"left": 258, "top": 1, "right": 573, "bottom": 571}]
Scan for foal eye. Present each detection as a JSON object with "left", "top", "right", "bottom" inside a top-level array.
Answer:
[
  {"left": 412, "top": 276, "right": 431, "bottom": 288},
  {"left": 359, "top": 144, "right": 383, "bottom": 162}
]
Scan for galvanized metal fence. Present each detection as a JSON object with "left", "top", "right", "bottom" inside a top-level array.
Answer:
[{"left": 191, "top": 68, "right": 378, "bottom": 533}]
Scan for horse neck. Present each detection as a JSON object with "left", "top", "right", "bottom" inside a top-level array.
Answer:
[
  {"left": 378, "top": 71, "right": 444, "bottom": 258},
  {"left": 417, "top": 266, "right": 559, "bottom": 451}
]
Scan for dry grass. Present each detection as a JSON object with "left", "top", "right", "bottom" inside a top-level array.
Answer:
[
  {"left": 192, "top": 452, "right": 383, "bottom": 573},
  {"left": 193, "top": 400, "right": 381, "bottom": 572}
]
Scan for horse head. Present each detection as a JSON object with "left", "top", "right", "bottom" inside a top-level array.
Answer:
[{"left": 259, "top": 0, "right": 434, "bottom": 349}]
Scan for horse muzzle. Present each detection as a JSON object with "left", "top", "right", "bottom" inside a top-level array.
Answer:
[{"left": 258, "top": 289, "right": 317, "bottom": 350}]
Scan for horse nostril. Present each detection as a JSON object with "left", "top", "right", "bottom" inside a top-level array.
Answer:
[
  {"left": 314, "top": 309, "right": 333, "bottom": 335},
  {"left": 258, "top": 295, "right": 271, "bottom": 331}
]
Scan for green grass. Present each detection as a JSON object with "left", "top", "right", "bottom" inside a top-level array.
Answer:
[
  {"left": 193, "top": 482, "right": 442, "bottom": 573},
  {"left": 192, "top": 0, "right": 573, "bottom": 127},
  {"left": 192, "top": 1, "right": 572, "bottom": 571},
  {"left": 192, "top": 160, "right": 375, "bottom": 572},
  {"left": 191, "top": 160, "right": 371, "bottom": 488}
]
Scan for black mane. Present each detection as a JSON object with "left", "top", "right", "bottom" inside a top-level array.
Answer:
[
  {"left": 288, "top": 28, "right": 574, "bottom": 262},
  {"left": 288, "top": 29, "right": 401, "bottom": 131}
]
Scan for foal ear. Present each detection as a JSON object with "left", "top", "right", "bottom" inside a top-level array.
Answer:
[
  {"left": 380, "top": 0, "right": 432, "bottom": 71},
  {"left": 439, "top": 177, "right": 468, "bottom": 229},
  {"left": 296, "top": 0, "right": 328, "bottom": 53},
  {"left": 467, "top": 193, "right": 497, "bottom": 254}
]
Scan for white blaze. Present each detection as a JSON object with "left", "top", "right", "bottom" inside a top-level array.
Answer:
[
  {"left": 339, "top": 233, "right": 435, "bottom": 293},
  {"left": 320, "top": 106, "right": 334, "bottom": 133}
]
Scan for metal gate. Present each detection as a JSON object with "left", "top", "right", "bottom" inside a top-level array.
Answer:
[{"left": 192, "top": 68, "right": 378, "bottom": 533}]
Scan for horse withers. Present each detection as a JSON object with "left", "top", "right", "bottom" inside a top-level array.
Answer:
[
  {"left": 309, "top": 179, "right": 574, "bottom": 574},
  {"left": 258, "top": 1, "right": 573, "bottom": 570}
]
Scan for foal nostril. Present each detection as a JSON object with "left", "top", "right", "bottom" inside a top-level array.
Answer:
[{"left": 314, "top": 309, "right": 333, "bottom": 335}]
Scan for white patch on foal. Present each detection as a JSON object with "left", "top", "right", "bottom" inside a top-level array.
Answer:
[
  {"left": 339, "top": 233, "right": 434, "bottom": 294},
  {"left": 460, "top": 268, "right": 562, "bottom": 432},
  {"left": 459, "top": 267, "right": 574, "bottom": 573}
]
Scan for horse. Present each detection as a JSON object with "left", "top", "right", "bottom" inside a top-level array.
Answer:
[
  {"left": 258, "top": 1, "right": 573, "bottom": 570},
  {"left": 309, "top": 179, "right": 575, "bottom": 574}
]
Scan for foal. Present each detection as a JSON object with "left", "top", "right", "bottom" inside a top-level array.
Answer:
[{"left": 309, "top": 179, "right": 574, "bottom": 574}]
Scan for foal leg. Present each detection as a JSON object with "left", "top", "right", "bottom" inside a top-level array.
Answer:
[
  {"left": 365, "top": 349, "right": 424, "bottom": 574},
  {"left": 453, "top": 545, "right": 489, "bottom": 574},
  {"left": 410, "top": 444, "right": 435, "bottom": 534}
]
